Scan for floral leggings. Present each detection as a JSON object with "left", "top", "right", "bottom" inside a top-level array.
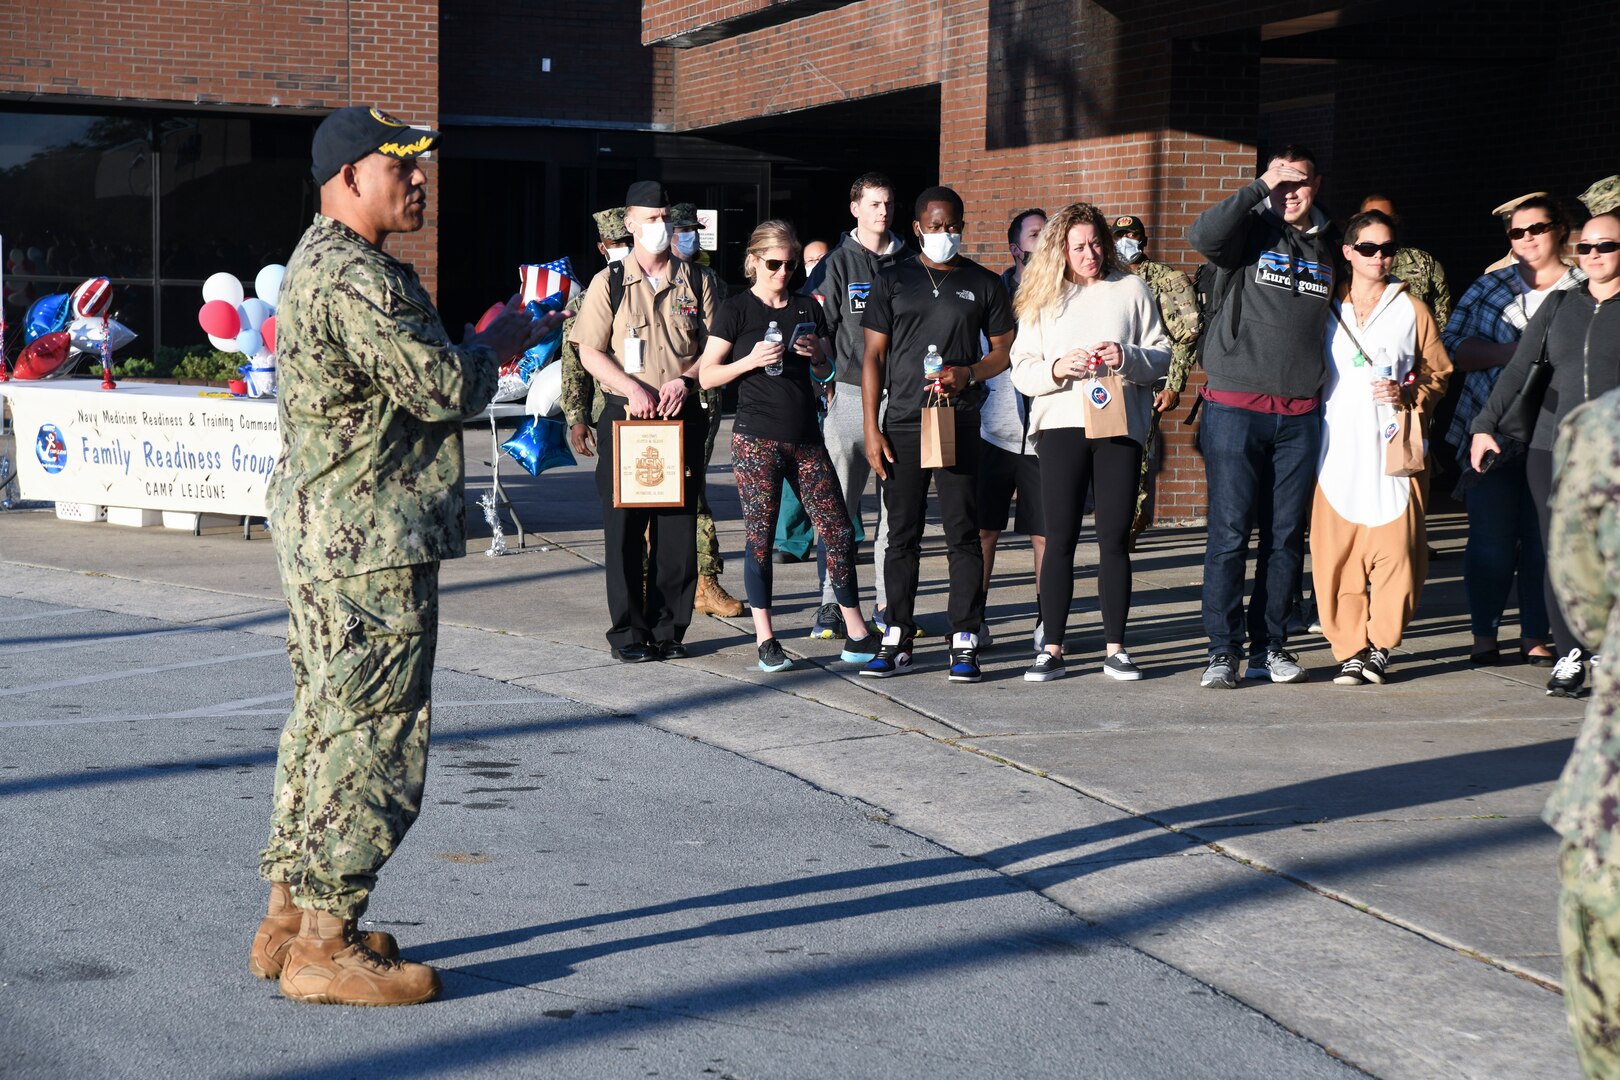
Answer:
[{"left": 732, "top": 433, "right": 858, "bottom": 610}]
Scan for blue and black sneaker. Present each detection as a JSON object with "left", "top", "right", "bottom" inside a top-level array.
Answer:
[
  {"left": 860, "top": 626, "right": 913, "bottom": 678},
  {"left": 757, "top": 638, "right": 793, "bottom": 673},
  {"left": 841, "top": 628, "right": 880, "bottom": 664},
  {"left": 947, "top": 631, "right": 982, "bottom": 683}
]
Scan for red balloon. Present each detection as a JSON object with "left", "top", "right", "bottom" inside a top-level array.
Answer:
[
  {"left": 14, "top": 330, "right": 72, "bottom": 379},
  {"left": 474, "top": 302, "right": 505, "bottom": 333},
  {"left": 71, "top": 277, "right": 113, "bottom": 318},
  {"left": 261, "top": 314, "right": 276, "bottom": 353},
  {"left": 199, "top": 299, "right": 241, "bottom": 338}
]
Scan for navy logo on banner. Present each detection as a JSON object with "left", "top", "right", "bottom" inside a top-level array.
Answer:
[
  {"left": 1256, "top": 249, "right": 1332, "bottom": 298},
  {"left": 847, "top": 282, "right": 870, "bottom": 314},
  {"left": 35, "top": 423, "right": 68, "bottom": 474}
]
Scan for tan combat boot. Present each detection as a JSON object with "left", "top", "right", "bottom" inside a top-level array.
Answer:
[
  {"left": 278, "top": 907, "right": 440, "bottom": 1006},
  {"left": 694, "top": 574, "right": 745, "bottom": 617},
  {"left": 250, "top": 881, "right": 399, "bottom": 979}
]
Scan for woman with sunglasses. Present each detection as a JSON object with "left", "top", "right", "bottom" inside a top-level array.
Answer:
[
  {"left": 1469, "top": 212, "right": 1620, "bottom": 697},
  {"left": 697, "top": 219, "right": 879, "bottom": 672},
  {"left": 1443, "top": 196, "right": 1585, "bottom": 672},
  {"left": 1313, "top": 211, "right": 1452, "bottom": 685}
]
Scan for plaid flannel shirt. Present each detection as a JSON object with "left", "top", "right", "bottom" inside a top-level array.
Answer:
[{"left": 1442, "top": 264, "right": 1585, "bottom": 459}]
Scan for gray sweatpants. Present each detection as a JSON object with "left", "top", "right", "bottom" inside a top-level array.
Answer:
[{"left": 820, "top": 384, "right": 888, "bottom": 610}]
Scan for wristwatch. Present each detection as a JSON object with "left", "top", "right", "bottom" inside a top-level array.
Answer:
[{"left": 965, "top": 367, "right": 977, "bottom": 387}]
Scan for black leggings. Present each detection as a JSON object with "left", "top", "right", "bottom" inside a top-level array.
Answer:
[{"left": 1036, "top": 428, "right": 1143, "bottom": 648}]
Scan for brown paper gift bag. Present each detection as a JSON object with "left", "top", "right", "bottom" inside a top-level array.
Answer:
[
  {"left": 1081, "top": 375, "right": 1129, "bottom": 439},
  {"left": 1383, "top": 409, "right": 1425, "bottom": 477},
  {"left": 920, "top": 404, "right": 956, "bottom": 468}
]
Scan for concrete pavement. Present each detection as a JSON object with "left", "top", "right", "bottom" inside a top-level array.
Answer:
[{"left": 0, "top": 416, "right": 1585, "bottom": 1077}]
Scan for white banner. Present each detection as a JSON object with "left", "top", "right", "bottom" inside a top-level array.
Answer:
[{"left": 3, "top": 381, "right": 280, "bottom": 517}]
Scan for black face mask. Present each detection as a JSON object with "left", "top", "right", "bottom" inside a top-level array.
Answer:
[{"left": 1018, "top": 249, "right": 1035, "bottom": 266}]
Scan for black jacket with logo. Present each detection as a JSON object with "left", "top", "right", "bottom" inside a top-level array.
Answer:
[
  {"left": 804, "top": 230, "right": 912, "bottom": 388},
  {"left": 1189, "top": 179, "right": 1338, "bottom": 399}
]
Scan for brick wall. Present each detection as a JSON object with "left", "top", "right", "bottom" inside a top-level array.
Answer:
[{"left": 1, "top": 0, "right": 443, "bottom": 297}]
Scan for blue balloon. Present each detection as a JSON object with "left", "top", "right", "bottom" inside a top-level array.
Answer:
[
  {"left": 500, "top": 416, "right": 575, "bottom": 477},
  {"left": 24, "top": 293, "right": 71, "bottom": 343},
  {"left": 235, "top": 327, "right": 264, "bottom": 356}
]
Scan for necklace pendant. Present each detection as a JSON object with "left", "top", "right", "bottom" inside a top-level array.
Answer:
[{"left": 931, "top": 287, "right": 939, "bottom": 298}]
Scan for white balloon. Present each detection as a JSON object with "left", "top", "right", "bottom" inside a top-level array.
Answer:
[
  {"left": 202, "top": 272, "right": 245, "bottom": 306},
  {"left": 67, "top": 316, "right": 136, "bottom": 353},
  {"left": 208, "top": 332, "right": 240, "bottom": 353},
  {"left": 254, "top": 264, "right": 286, "bottom": 307},
  {"left": 525, "top": 360, "right": 564, "bottom": 418}
]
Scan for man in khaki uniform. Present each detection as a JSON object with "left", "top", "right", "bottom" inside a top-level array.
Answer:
[
  {"left": 571, "top": 181, "right": 719, "bottom": 661},
  {"left": 254, "top": 106, "right": 558, "bottom": 1006}
]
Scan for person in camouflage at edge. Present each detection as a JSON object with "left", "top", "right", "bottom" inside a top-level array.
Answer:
[
  {"left": 1545, "top": 386, "right": 1620, "bottom": 1077},
  {"left": 1110, "top": 215, "right": 1202, "bottom": 545},
  {"left": 252, "top": 107, "right": 560, "bottom": 1007},
  {"left": 560, "top": 204, "right": 746, "bottom": 618}
]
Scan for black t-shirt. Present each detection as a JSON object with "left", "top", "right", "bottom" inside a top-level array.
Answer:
[
  {"left": 861, "top": 255, "right": 1015, "bottom": 426},
  {"left": 708, "top": 290, "right": 830, "bottom": 444}
]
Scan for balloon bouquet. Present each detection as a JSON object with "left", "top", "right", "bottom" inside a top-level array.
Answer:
[
  {"left": 496, "top": 258, "right": 580, "bottom": 477},
  {"left": 4, "top": 276, "right": 137, "bottom": 386},
  {"left": 196, "top": 264, "right": 284, "bottom": 396}
]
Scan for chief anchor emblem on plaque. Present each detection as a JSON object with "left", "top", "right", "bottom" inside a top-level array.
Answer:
[{"left": 634, "top": 444, "right": 665, "bottom": 487}]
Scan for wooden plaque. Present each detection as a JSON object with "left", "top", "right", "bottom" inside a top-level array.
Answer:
[{"left": 612, "top": 419, "right": 687, "bottom": 508}]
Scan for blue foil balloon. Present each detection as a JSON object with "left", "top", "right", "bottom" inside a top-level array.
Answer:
[
  {"left": 517, "top": 291, "right": 567, "bottom": 379},
  {"left": 500, "top": 416, "right": 575, "bottom": 477},
  {"left": 24, "top": 293, "right": 71, "bottom": 343}
]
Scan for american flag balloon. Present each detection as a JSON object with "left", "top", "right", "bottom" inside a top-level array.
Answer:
[{"left": 519, "top": 258, "right": 579, "bottom": 306}]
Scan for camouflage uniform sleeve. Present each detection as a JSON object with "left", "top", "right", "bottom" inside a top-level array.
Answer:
[
  {"left": 1141, "top": 262, "right": 1203, "bottom": 392},
  {"left": 333, "top": 266, "right": 498, "bottom": 421},
  {"left": 1429, "top": 256, "right": 1453, "bottom": 329},
  {"left": 557, "top": 292, "right": 593, "bottom": 428},
  {"left": 1550, "top": 401, "right": 1620, "bottom": 651}
]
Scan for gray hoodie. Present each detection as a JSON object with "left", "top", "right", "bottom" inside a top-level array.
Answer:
[
  {"left": 1188, "top": 179, "right": 1338, "bottom": 399},
  {"left": 803, "top": 229, "right": 911, "bottom": 387}
]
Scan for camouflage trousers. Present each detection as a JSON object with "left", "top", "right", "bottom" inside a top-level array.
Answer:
[
  {"left": 259, "top": 563, "right": 438, "bottom": 918},
  {"left": 1560, "top": 842, "right": 1620, "bottom": 1076},
  {"left": 1130, "top": 411, "right": 1163, "bottom": 545},
  {"left": 696, "top": 388, "right": 723, "bottom": 577}
]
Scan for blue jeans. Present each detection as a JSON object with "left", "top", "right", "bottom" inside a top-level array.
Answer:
[
  {"left": 1464, "top": 454, "right": 1549, "bottom": 641},
  {"left": 1199, "top": 400, "right": 1322, "bottom": 656}
]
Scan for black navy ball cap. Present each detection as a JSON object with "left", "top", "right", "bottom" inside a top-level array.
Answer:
[
  {"left": 312, "top": 106, "right": 441, "bottom": 186},
  {"left": 624, "top": 180, "right": 670, "bottom": 209}
]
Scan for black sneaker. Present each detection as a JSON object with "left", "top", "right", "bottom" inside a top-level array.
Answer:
[
  {"left": 1334, "top": 651, "right": 1367, "bottom": 685},
  {"left": 840, "top": 630, "right": 879, "bottom": 664},
  {"left": 1547, "top": 649, "right": 1586, "bottom": 698},
  {"left": 1102, "top": 649, "right": 1142, "bottom": 681},
  {"left": 1361, "top": 647, "right": 1390, "bottom": 685},
  {"left": 1025, "top": 652, "right": 1065, "bottom": 682},
  {"left": 757, "top": 638, "right": 793, "bottom": 673},
  {"left": 809, "top": 602, "right": 842, "bottom": 640},
  {"left": 948, "top": 632, "right": 982, "bottom": 683}
]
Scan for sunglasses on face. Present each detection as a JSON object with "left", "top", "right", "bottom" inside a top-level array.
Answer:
[
  {"left": 1350, "top": 242, "right": 1398, "bottom": 258},
  {"left": 1507, "top": 221, "right": 1556, "bottom": 240},
  {"left": 1576, "top": 240, "right": 1620, "bottom": 255},
  {"left": 761, "top": 258, "right": 799, "bottom": 272}
]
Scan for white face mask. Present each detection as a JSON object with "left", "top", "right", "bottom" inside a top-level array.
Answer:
[
  {"left": 1115, "top": 236, "right": 1143, "bottom": 264},
  {"left": 605, "top": 245, "right": 630, "bottom": 264},
  {"left": 673, "top": 231, "right": 701, "bottom": 259},
  {"left": 634, "top": 220, "right": 670, "bottom": 255},
  {"left": 920, "top": 232, "right": 961, "bottom": 263}
]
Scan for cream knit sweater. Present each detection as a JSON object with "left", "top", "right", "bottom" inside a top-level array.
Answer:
[{"left": 1010, "top": 271, "right": 1171, "bottom": 446}]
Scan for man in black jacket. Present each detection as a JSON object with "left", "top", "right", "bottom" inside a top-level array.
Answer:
[{"left": 1188, "top": 145, "right": 1336, "bottom": 689}]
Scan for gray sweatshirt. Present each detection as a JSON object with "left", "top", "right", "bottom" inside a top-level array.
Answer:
[
  {"left": 805, "top": 230, "right": 911, "bottom": 387},
  {"left": 1188, "top": 179, "right": 1337, "bottom": 399}
]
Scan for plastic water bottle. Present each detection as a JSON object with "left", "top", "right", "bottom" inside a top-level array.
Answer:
[
  {"left": 1373, "top": 348, "right": 1396, "bottom": 436},
  {"left": 923, "top": 344, "right": 943, "bottom": 384},
  {"left": 763, "top": 321, "right": 783, "bottom": 376}
]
